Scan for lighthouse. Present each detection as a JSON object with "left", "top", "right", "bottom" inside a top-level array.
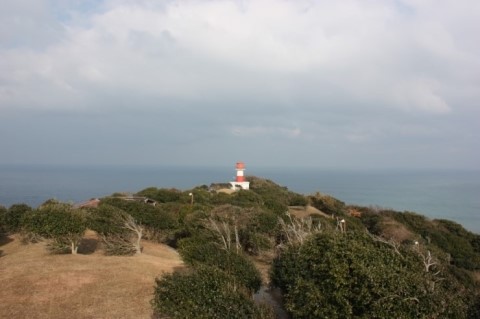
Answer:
[{"left": 229, "top": 162, "right": 250, "bottom": 190}]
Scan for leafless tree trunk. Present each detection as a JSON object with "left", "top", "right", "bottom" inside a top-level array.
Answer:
[
  {"left": 122, "top": 214, "right": 143, "bottom": 254},
  {"left": 278, "top": 212, "right": 321, "bottom": 245},
  {"left": 234, "top": 224, "right": 240, "bottom": 254},
  {"left": 336, "top": 217, "right": 347, "bottom": 233},
  {"left": 208, "top": 218, "right": 240, "bottom": 252},
  {"left": 70, "top": 239, "right": 78, "bottom": 254},
  {"left": 414, "top": 245, "right": 445, "bottom": 292},
  {"left": 420, "top": 250, "right": 438, "bottom": 273},
  {"left": 368, "top": 232, "right": 402, "bottom": 256}
]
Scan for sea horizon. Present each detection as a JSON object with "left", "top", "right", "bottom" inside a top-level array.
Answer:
[{"left": 1, "top": 164, "right": 479, "bottom": 233}]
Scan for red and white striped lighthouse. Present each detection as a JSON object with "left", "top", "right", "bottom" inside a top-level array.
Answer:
[
  {"left": 235, "top": 162, "right": 245, "bottom": 182},
  {"left": 230, "top": 162, "right": 250, "bottom": 190}
]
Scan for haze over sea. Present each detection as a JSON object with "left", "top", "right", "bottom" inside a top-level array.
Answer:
[{"left": 0, "top": 165, "right": 478, "bottom": 234}]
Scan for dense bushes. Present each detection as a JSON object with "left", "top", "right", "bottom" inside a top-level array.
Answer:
[
  {"left": 99, "top": 198, "right": 179, "bottom": 242},
  {"left": 308, "top": 192, "right": 346, "bottom": 215},
  {"left": 3, "top": 178, "right": 478, "bottom": 318},
  {"left": 22, "top": 202, "right": 86, "bottom": 254},
  {"left": 88, "top": 204, "right": 143, "bottom": 255},
  {"left": 230, "top": 190, "right": 264, "bottom": 207},
  {"left": 87, "top": 204, "right": 127, "bottom": 235},
  {"left": 4, "top": 204, "right": 32, "bottom": 233},
  {"left": 393, "top": 212, "right": 480, "bottom": 270},
  {"left": 359, "top": 211, "right": 383, "bottom": 235},
  {"left": 136, "top": 187, "right": 182, "bottom": 203},
  {"left": 0, "top": 205, "right": 6, "bottom": 234},
  {"left": 178, "top": 206, "right": 261, "bottom": 292},
  {"left": 178, "top": 237, "right": 262, "bottom": 293},
  {"left": 248, "top": 176, "right": 305, "bottom": 214},
  {"left": 155, "top": 214, "right": 267, "bottom": 318},
  {"left": 152, "top": 266, "right": 273, "bottom": 319},
  {"left": 239, "top": 211, "right": 279, "bottom": 255},
  {"left": 271, "top": 231, "right": 470, "bottom": 318}
]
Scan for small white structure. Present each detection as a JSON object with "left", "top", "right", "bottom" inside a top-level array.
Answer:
[{"left": 229, "top": 162, "right": 250, "bottom": 190}]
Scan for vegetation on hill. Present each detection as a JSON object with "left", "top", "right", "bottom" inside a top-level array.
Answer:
[
  {"left": 272, "top": 231, "right": 470, "bottom": 318},
  {"left": 1, "top": 176, "right": 479, "bottom": 318},
  {"left": 3, "top": 203, "right": 32, "bottom": 233},
  {"left": 152, "top": 266, "right": 272, "bottom": 319},
  {"left": 88, "top": 204, "right": 144, "bottom": 255},
  {"left": 22, "top": 201, "right": 86, "bottom": 254}
]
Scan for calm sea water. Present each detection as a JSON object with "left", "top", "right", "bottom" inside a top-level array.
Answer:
[{"left": 0, "top": 165, "right": 479, "bottom": 233}]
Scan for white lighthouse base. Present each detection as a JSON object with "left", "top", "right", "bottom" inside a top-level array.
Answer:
[{"left": 229, "top": 181, "right": 250, "bottom": 190}]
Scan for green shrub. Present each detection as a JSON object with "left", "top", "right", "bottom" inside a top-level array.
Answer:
[
  {"left": 152, "top": 266, "right": 273, "bottom": 319},
  {"left": 176, "top": 210, "right": 212, "bottom": 240},
  {"left": 288, "top": 194, "right": 308, "bottom": 206},
  {"left": 248, "top": 176, "right": 302, "bottom": 214},
  {"left": 239, "top": 229, "right": 273, "bottom": 255},
  {"left": 248, "top": 211, "right": 279, "bottom": 235},
  {"left": 230, "top": 190, "right": 264, "bottom": 207},
  {"left": 263, "top": 199, "right": 288, "bottom": 215},
  {"left": 177, "top": 236, "right": 219, "bottom": 265},
  {"left": 429, "top": 231, "right": 480, "bottom": 269},
  {"left": 87, "top": 204, "right": 127, "bottom": 235},
  {"left": 88, "top": 204, "right": 143, "bottom": 255},
  {"left": 0, "top": 205, "right": 6, "bottom": 233},
  {"left": 99, "top": 198, "right": 180, "bottom": 243},
  {"left": 22, "top": 203, "right": 86, "bottom": 254},
  {"left": 471, "top": 235, "right": 480, "bottom": 254},
  {"left": 359, "top": 211, "right": 383, "bottom": 235},
  {"left": 238, "top": 211, "right": 278, "bottom": 255},
  {"left": 393, "top": 212, "right": 480, "bottom": 270},
  {"left": 393, "top": 211, "right": 430, "bottom": 235},
  {"left": 309, "top": 193, "right": 346, "bottom": 215},
  {"left": 183, "top": 187, "right": 213, "bottom": 205},
  {"left": 211, "top": 192, "right": 234, "bottom": 205},
  {"left": 136, "top": 187, "right": 182, "bottom": 203},
  {"left": 271, "top": 231, "right": 469, "bottom": 319},
  {"left": 178, "top": 237, "right": 262, "bottom": 293},
  {"left": 5, "top": 203, "right": 32, "bottom": 233}
]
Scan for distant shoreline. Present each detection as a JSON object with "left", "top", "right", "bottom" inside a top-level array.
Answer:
[{"left": 1, "top": 165, "right": 479, "bottom": 233}]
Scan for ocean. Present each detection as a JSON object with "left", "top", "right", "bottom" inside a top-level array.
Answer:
[{"left": 0, "top": 164, "right": 479, "bottom": 233}]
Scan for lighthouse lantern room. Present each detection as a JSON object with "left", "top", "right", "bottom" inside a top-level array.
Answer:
[{"left": 229, "top": 162, "right": 250, "bottom": 190}]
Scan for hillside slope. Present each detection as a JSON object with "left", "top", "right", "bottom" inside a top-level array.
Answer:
[{"left": 0, "top": 232, "right": 183, "bottom": 319}]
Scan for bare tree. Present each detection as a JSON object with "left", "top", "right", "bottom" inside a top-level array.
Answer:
[
  {"left": 278, "top": 212, "right": 321, "bottom": 246},
  {"left": 101, "top": 213, "right": 144, "bottom": 256},
  {"left": 122, "top": 214, "right": 143, "bottom": 255},
  {"left": 207, "top": 218, "right": 241, "bottom": 253},
  {"left": 420, "top": 250, "right": 438, "bottom": 273},
  {"left": 368, "top": 232, "right": 402, "bottom": 256},
  {"left": 412, "top": 244, "right": 446, "bottom": 292}
]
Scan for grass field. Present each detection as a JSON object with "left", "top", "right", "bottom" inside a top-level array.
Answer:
[{"left": 0, "top": 231, "right": 183, "bottom": 319}]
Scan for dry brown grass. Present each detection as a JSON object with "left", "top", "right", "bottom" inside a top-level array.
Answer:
[
  {"left": 472, "top": 271, "right": 480, "bottom": 283},
  {"left": 216, "top": 188, "right": 236, "bottom": 194},
  {"left": 380, "top": 217, "right": 415, "bottom": 243},
  {"left": 288, "top": 205, "right": 330, "bottom": 219},
  {"left": 0, "top": 231, "right": 183, "bottom": 319}
]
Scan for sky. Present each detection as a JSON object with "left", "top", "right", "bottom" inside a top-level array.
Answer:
[{"left": 0, "top": 0, "right": 479, "bottom": 170}]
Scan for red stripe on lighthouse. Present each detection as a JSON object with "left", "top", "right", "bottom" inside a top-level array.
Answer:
[{"left": 236, "top": 162, "right": 245, "bottom": 182}]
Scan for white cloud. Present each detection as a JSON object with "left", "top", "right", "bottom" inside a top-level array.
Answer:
[
  {"left": 1, "top": 0, "right": 478, "bottom": 115},
  {"left": 392, "top": 78, "right": 450, "bottom": 114},
  {"left": 0, "top": 0, "right": 479, "bottom": 168}
]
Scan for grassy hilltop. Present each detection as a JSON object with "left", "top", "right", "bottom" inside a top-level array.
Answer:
[{"left": 1, "top": 176, "right": 479, "bottom": 318}]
